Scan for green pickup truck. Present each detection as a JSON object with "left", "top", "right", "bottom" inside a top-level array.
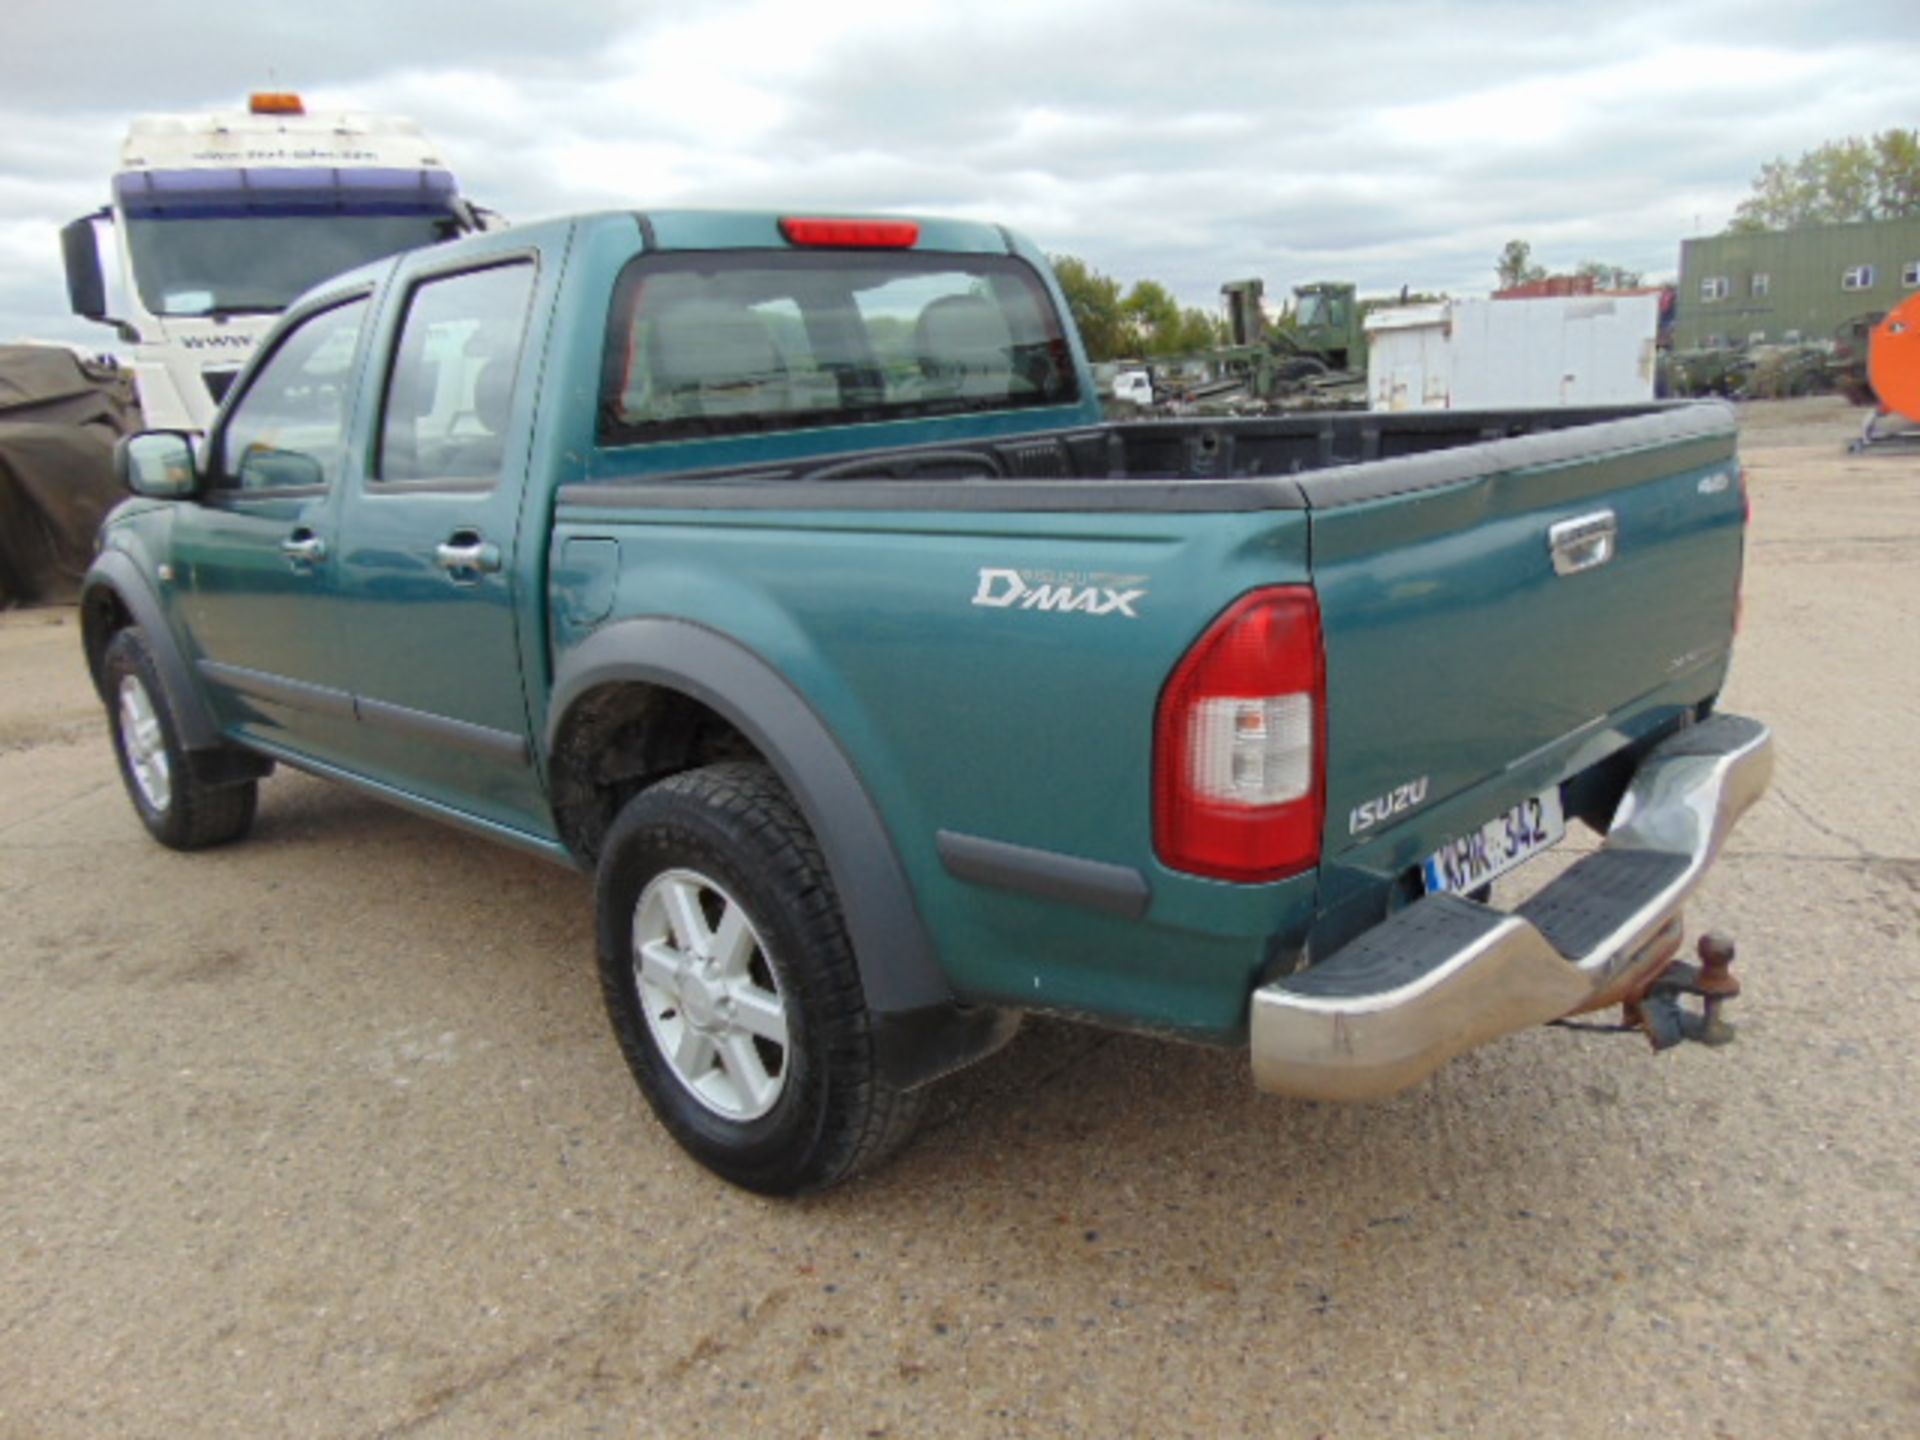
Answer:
[{"left": 81, "top": 210, "right": 1772, "bottom": 1193}]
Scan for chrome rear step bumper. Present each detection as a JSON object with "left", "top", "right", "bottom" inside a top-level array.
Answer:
[{"left": 1250, "top": 713, "right": 1773, "bottom": 1101}]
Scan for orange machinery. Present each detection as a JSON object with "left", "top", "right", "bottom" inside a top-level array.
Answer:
[
  {"left": 1852, "top": 294, "right": 1920, "bottom": 450},
  {"left": 1867, "top": 293, "right": 1920, "bottom": 423}
]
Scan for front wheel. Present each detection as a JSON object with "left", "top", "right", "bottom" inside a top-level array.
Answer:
[
  {"left": 101, "top": 628, "right": 257, "bottom": 850},
  {"left": 595, "top": 762, "right": 922, "bottom": 1194}
]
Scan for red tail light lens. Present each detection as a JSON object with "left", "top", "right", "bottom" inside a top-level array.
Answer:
[
  {"left": 1154, "top": 587, "right": 1326, "bottom": 882},
  {"left": 778, "top": 217, "right": 920, "bottom": 249}
]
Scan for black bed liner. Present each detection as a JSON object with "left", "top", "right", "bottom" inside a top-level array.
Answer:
[{"left": 559, "top": 401, "right": 1736, "bottom": 515}]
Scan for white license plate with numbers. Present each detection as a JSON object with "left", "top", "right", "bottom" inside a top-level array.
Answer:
[{"left": 1422, "top": 789, "right": 1565, "bottom": 895}]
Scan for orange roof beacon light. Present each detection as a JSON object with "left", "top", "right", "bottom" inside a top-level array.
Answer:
[{"left": 249, "top": 92, "right": 306, "bottom": 116}]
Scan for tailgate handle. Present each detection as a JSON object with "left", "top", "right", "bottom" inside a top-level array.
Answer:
[{"left": 1549, "top": 510, "right": 1616, "bottom": 576}]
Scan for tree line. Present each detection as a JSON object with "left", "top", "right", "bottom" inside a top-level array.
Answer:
[
  {"left": 1494, "top": 241, "right": 1644, "bottom": 291},
  {"left": 1048, "top": 255, "right": 1225, "bottom": 363},
  {"left": 1498, "top": 131, "right": 1920, "bottom": 289},
  {"left": 1729, "top": 129, "right": 1919, "bottom": 231},
  {"left": 1061, "top": 130, "right": 1920, "bottom": 366}
]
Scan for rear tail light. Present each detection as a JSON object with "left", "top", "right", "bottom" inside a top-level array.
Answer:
[
  {"left": 778, "top": 217, "right": 920, "bottom": 249},
  {"left": 1154, "top": 587, "right": 1326, "bottom": 882}
]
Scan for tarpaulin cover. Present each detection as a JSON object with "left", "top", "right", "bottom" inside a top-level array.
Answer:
[{"left": 0, "top": 345, "right": 140, "bottom": 606}]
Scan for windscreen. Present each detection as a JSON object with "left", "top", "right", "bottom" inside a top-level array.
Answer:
[
  {"left": 115, "top": 166, "right": 462, "bottom": 316},
  {"left": 599, "top": 250, "right": 1078, "bottom": 444}
]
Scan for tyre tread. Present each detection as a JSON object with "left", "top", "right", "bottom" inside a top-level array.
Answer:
[
  {"left": 102, "top": 628, "right": 258, "bottom": 851},
  {"left": 597, "top": 761, "right": 922, "bottom": 1193}
]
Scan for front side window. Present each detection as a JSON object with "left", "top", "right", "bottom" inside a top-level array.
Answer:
[
  {"left": 599, "top": 251, "right": 1078, "bottom": 445},
  {"left": 1843, "top": 264, "right": 1875, "bottom": 291},
  {"left": 1903, "top": 261, "right": 1920, "bottom": 288},
  {"left": 378, "top": 262, "right": 537, "bottom": 482},
  {"left": 1700, "top": 276, "right": 1730, "bottom": 302},
  {"left": 215, "top": 296, "right": 369, "bottom": 491},
  {"left": 1750, "top": 272, "right": 1770, "bottom": 297}
]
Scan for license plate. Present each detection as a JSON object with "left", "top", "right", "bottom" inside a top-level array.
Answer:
[{"left": 1422, "top": 788, "right": 1566, "bottom": 895}]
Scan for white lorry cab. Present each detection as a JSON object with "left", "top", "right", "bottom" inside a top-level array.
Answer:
[{"left": 61, "top": 93, "right": 493, "bottom": 433}]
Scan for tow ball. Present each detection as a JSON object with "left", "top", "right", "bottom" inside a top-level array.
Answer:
[
  {"left": 1555, "top": 933, "right": 1740, "bottom": 1050},
  {"left": 1624, "top": 932, "right": 1740, "bottom": 1050}
]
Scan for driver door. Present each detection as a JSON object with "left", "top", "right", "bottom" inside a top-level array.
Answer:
[{"left": 170, "top": 291, "right": 371, "bottom": 768}]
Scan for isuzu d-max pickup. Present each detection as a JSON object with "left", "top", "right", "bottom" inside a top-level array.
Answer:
[{"left": 81, "top": 211, "right": 1771, "bottom": 1192}]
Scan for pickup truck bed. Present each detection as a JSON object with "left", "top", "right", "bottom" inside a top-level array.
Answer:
[
  {"left": 554, "top": 398, "right": 1753, "bottom": 1029},
  {"left": 560, "top": 402, "right": 1730, "bottom": 502}
]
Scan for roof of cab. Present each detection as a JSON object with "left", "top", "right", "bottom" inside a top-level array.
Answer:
[
  {"left": 286, "top": 208, "right": 1027, "bottom": 318},
  {"left": 619, "top": 210, "right": 1014, "bottom": 256}
]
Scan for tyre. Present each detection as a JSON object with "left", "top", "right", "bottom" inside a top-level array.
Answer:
[
  {"left": 595, "top": 762, "right": 923, "bottom": 1194},
  {"left": 101, "top": 627, "right": 258, "bottom": 850}
]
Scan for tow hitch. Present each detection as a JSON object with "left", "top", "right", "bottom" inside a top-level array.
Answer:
[
  {"left": 1629, "top": 932, "right": 1739, "bottom": 1049},
  {"left": 1557, "top": 933, "right": 1740, "bottom": 1050}
]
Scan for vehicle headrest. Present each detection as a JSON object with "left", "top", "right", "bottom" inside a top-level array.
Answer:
[
  {"left": 469, "top": 355, "right": 517, "bottom": 432},
  {"left": 645, "top": 300, "right": 789, "bottom": 417},
  {"left": 916, "top": 295, "right": 1013, "bottom": 398}
]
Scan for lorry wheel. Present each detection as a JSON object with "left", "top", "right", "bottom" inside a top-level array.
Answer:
[
  {"left": 595, "top": 762, "right": 923, "bottom": 1194},
  {"left": 101, "top": 628, "right": 258, "bottom": 850}
]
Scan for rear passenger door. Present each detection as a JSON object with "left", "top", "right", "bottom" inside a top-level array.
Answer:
[{"left": 332, "top": 251, "right": 553, "bottom": 834}]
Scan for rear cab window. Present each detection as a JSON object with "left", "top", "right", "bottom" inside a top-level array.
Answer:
[{"left": 598, "top": 250, "right": 1078, "bottom": 445}]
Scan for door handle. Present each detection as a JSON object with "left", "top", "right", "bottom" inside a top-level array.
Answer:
[
  {"left": 434, "top": 536, "right": 502, "bottom": 575},
  {"left": 280, "top": 531, "right": 328, "bottom": 564}
]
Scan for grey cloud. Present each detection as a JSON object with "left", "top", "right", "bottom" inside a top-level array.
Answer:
[
  {"left": 0, "top": 0, "right": 645, "bottom": 113},
  {"left": 3, "top": 0, "right": 1918, "bottom": 341}
]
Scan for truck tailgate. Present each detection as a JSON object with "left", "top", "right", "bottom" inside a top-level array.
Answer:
[{"left": 1304, "top": 405, "right": 1743, "bottom": 862}]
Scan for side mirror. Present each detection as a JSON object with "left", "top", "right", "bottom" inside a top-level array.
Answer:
[
  {"left": 61, "top": 213, "right": 110, "bottom": 323},
  {"left": 116, "top": 432, "right": 201, "bottom": 499},
  {"left": 236, "top": 445, "right": 324, "bottom": 491}
]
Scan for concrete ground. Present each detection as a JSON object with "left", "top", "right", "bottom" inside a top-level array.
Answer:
[{"left": 1, "top": 396, "right": 1915, "bottom": 1438}]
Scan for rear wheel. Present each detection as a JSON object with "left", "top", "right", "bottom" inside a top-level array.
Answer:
[
  {"left": 595, "top": 762, "right": 922, "bottom": 1194},
  {"left": 102, "top": 628, "right": 257, "bottom": 850}
]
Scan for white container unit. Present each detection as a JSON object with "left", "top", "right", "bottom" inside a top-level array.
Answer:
[{"left": 1366, "top": 294, "right": 1660, "bottom": 411}]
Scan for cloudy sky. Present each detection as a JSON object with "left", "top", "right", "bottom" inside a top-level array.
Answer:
[{"left": 3, "top": 0, "right": 1914, "bottom": 344}]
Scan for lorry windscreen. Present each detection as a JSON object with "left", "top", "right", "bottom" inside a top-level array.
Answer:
[
  {"left": 598, "top": 250, "right": 1078, "bottom": 444},
  {"left": 126, "top": 213, "right": 453, "bottom": 316},
  {"left": 115, "top": 166, "right": 461, "bottom": 317}
]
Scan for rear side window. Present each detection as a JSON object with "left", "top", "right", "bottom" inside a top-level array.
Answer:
[
  {"left": 599, "top": 251, "right": 1078, "bottom": 444},
  {"left": 378, "top": 261, "right": 536, "bottom": 483}
]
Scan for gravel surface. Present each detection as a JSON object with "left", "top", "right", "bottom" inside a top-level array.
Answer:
[{"left": 2, "top": 396, "right": 1915, "bottom": 1438}]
